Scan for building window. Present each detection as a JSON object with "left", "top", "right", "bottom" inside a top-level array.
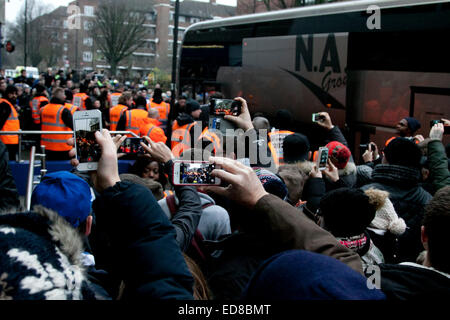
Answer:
[
  {"left": 179, "top": 16, "right": 186, "bottom": 23},
  {"left": 84, "top": 6, "right": 94, "bottom": 16},
  {"left": 63, "top": 20, "right": 68, "bottom": 29},
  {"left": 83, "top": 37, "right": 93, "bottom": 46},
  {"left": 170, "top": 12, "right": 174, "bottom": 21},
  {"left": 84, "top": 21, "right": 91, "bottom": 30},
  {"left": 64, "top": 44, "right": 68, "bottom": 51},
  {"left": 83, "top": 52, "right": 93, "bottom": 62},
  {"left": 191, "top": 18, "right": 200, "bottom": 23},
  {"left": 168, "top": 28, "right": 173, "bottom": 36},
  {"left": 63, "top": 32, "right": 68, "bottom": 40}
]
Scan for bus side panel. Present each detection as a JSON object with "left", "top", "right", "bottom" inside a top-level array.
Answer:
[
  {"left": 217, "top": 33, "right": 348, "bottom": 129},
  {"left": 347, "top": 70, "right": 450, "bottom": 158}
]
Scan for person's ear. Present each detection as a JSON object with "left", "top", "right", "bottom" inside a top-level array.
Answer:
[
  {"left": 421, "top": 225, "right": 429, "bottom": 251},
  {"left": 85, "top": 215, "right": 93, "bottom": 236}
]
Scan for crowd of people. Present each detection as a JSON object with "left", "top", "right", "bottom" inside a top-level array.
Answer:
[{"left": 0, "top": 67, "right": 449, "bottom": 301}]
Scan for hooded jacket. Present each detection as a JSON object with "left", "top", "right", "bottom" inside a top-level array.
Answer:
[
  {"left": 361, "top": 164, "right": 432, "bottom": 263},
  {"left": 159, "top": 191, "right": 231, "bottom": 244}
]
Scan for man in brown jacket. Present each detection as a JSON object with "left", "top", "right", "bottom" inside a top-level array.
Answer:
[{"left": 205, "top": 156, "right": 363, "bottom": 276}]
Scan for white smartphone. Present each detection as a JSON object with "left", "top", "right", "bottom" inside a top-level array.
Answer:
[
  {"left": 317, "top": 147, "right": 329, "bottom": 171},
  {"left": 73, "top": 110, "right": 102, "bottom": 171},
  {"left": 172, "top": 160, "right": 221, "bottom": 186}
]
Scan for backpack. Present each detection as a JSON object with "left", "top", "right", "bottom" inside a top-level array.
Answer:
[{"left": 165, "top": 194, "right": 213, "bottom": 264}]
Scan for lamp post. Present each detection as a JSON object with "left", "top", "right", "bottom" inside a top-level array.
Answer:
[
  {"left": 168, "top": 0, "right": 180, "bottom": 145},
  {"left": 24, "top": 0, "right": 28, "bottom": 68}
]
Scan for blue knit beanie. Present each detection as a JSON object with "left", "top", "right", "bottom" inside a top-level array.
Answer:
[{"left": 242, "top": 250, "right": 386, "bottom": 300}]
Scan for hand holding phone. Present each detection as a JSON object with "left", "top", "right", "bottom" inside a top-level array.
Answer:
[
  {"left": 172, "top": 160, "right": 221, "bottom": 186},
  {"left": 201, "top": 157, "right": 269, "bottom": 208},
  {"left": 118, "top": 137, "right": 147, "bottom": 155},
  {"left": 73, "top": 110, "right": 102, "bottom": 171},
  {"left": 316, "top": 147, "right": 329, "bottom": 171},
  {"left": 211, "top": 99, "right": 242, "bottom": 116},
  {"left": 222, "top": 97, "right": 253, "bottom": 131}
]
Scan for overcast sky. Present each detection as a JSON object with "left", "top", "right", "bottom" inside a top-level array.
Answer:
[{"left": 5, "top": 0, "right": 238, "bottom": 23}]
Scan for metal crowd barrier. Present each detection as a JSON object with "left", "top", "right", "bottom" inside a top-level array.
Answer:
[
  {"left": 25, "top": 145, "right": 48, "bottom": 211},
  {"left": 0, "top": 130, "right": 139, "bottom": 161}
]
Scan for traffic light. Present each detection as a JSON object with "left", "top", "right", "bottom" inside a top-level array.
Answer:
[{"left": 5, "top": 41, "right": 15, "bottom": 53}]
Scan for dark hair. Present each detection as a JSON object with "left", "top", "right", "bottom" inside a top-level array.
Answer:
[
  {"left": 129, "top": 157, "right": 168, "bottom": 188},
  {"left": 35, "top": 84, "right": 46, "bottom": 94},
  {"left": 5, "top": 85, "right": 18, "bottom": 95},
  {"left": 384, "top": 137, "right": 422, "bottom": 168},
  {"left": 423, "top": 186, "right": 450, "bottom": 274},
  {"left": 134, "top": 96, "right": 148, "bottom": 109},
  {"left": 152, "top": 88, "right": 163, "bottom": 104}
]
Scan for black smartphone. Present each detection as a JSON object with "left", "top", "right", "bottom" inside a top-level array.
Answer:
[
  {"left": 430, "top": 120, "right": 450, "bottom": 134},
  {"left": 118, "top": 137, "right": 147, "bottom": 155}
]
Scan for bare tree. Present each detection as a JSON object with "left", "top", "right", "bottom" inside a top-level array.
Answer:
[
  {"left": 91, "top": 0, "right": 149, "bottom": 76},
  {"left": 6, "top": 0, "right": 55, "bottom": 68}
]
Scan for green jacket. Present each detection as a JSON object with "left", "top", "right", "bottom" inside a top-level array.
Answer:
[{"left": 427, "top": 139, "right": 450, "bottom": 194}]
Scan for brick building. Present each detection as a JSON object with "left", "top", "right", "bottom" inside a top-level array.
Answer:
[
  {"left": 32, "top": 0, "right": 235, "bottom": 77},
  {"left": 236, "top": 0, "right": 343, "bottom": 15}
]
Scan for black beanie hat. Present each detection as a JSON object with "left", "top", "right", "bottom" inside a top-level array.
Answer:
[
  {"left": 384, "top": 137, "right": 422, "bottom": 168},
  {"left": 186, "top": 99, "right": 201, "bottom": 114},
  {"left": 283, "top": 133, "right": 310, "bottom": 163},
  {"left": 319, "top": 188, "right": 376, "bottom": 237}
]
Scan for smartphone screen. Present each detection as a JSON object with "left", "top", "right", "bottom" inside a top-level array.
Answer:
[
  {"left": 75, "top": 116, "right": 101, "bottom": 164},
  {"left": 173, "top": 161, "right": 221, "bottom": 185},
  {"left": 312, "top": 113, "right": 323, "bottom": 122},
  {"left": 212, "top": 99, "right": 241, "bottom": 116},
  {"left": 118, "top": 138, "right": 146, "bottom": 155},
  {"left": 317, "top": 147, "right": 329, "bottom": 170}
]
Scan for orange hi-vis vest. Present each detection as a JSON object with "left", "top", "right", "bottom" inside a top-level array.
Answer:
[
  {"left": 171, "top": 122, "right": 197, "bottom": 157},
  {"left": 150, "top": 100, "right": 170, "bottom": 121},
  {"left": 124, "top": 109, "right": 148, "bottom": 137},
  {"left": 385, "top": 136, "right": 419, "bottom": 147},
  {"left": 139, "top": 118, "right": 167, "bottom": 144},
  {"left": 198, "top": 127, "right": 221, "bottom": 155},
  {"left": 40, "top": 104, "right": 72, "bottom": 151},
  {"left": 268, "top": 130, "right": 294, "bottom": 164},
  {"left": 72, "top": 93, "right": 89, "bottom": 111},
  {"left": 110, "top": 92, "right": 121, "bottom": 107},
  {"left": 110, "top": 104, "right": 128, "bottom": 132},
  {"left": 0, "top": 99, "right": 20, "bottom": 145},
  {"left": 30, "top": 96, "right": 49, "bottom": 124},
  {"left": 64, "top": 103, "right": 78, "bottom": 115}
]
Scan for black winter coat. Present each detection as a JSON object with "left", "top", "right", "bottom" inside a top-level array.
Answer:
[
  {"left": 361, "top": 164, "right": 432, "bottom": 263},
  {"left": 370, "top": 263, "right": 450, "bottom": 300},
  {"left": 0, "top": 141, "right": 20, "bottom": 211},
  {"left": 93, "top": 181, "right": 194, "bottom": 299}
]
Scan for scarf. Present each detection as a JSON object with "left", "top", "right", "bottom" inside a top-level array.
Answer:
[
  {"left": 336, "top": 231, "right": 371, "bottom": 257},
  {"left": 371, "top": 164, "right": 421, "bottom": 188}
]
